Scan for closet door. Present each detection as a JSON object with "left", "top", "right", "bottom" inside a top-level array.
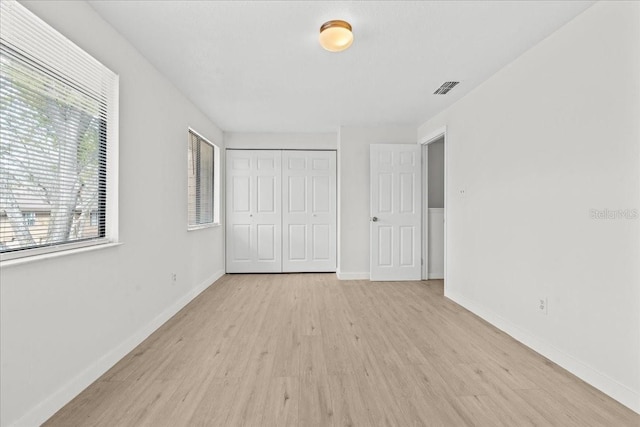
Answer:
[
  {"left": 226, "top": 150, "right": 282, "bottom": 273},
  {"left": 282, "top": 151, "right": 336, "bottom": 272}
]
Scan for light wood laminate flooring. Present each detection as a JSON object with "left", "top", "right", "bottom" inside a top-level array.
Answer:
[{"left": 45, "top": 274, "right": 639, "bottom": 426}]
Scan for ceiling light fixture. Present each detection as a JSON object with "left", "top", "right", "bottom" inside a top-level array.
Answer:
[{"left": 319, "top": 20, "right": 353, "bottom": 52}]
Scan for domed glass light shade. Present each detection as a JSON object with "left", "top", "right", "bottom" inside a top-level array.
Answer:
[{"left": 319, "top": 20, "right": 353, "bottom": 52}]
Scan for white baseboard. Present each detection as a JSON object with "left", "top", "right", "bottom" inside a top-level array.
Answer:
[
  {"left": 12, "top": 269, "right": 225, "bottom": 427},
  {"left": 428, "top": 272, "right": 444, "bottom": 279},
  {"left": 445, "top": 289, "right": 640, "bottom": 414},
  {"left": 336, "top": 271, "right": 370, "bottom": 280}
]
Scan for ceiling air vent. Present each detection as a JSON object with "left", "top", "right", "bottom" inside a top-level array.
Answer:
[{"left": 434, "top": 81, "right": 459, "bottom": 95}]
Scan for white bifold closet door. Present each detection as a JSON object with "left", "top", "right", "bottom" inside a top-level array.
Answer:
[
  {"left": 226, "top": 149, "right": 336, "bottom": 273},
  {"left": 226, "top": 150, "right": 282, "bottom": 273},
  {"left": 282, "top": 151, "right": 336, "bottom": 272}
]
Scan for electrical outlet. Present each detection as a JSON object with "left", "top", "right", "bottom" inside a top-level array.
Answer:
[
  {"left": 171, "top": 273, "right": 177, "bottom": 284},
  {"left": 538, "top": 297, "right": 547, "bottom": 315}
]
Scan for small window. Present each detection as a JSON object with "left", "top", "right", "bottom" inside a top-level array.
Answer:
[
  {"left": 23, "top": 212, "right": 36, "bottom": 227},
  {"left": 0, "top": 0, "right": 118, "bottom": 260},
  {"left": 187, "top": 129, "right": 219, "bottom": 229},
  {"left": 89, "top": 210, "right": 99, "bottom": 227}
]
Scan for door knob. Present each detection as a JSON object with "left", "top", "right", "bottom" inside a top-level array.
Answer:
[{"left": 371, "top": 217, "right": 378, "bottom": 222}]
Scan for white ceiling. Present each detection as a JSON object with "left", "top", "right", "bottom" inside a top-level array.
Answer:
[{"left": 88, "top": 0, "right": 595, "bottom": 133}]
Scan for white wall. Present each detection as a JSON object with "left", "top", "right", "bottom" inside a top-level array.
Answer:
[
  {"left": 0, "top": 2, "right": 226, "bottom": 426},
  {"left": 418, "top": 1, "right": 639, "bottom": 412},
  {"left": 337, "top": 125, "right": 416, "bottom": 279},
  {"left": 225, "top": 132, "right": 336, "bottom": 150}
]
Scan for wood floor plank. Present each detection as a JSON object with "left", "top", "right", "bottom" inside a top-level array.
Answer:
[
  {"left": 327, "top": 374, "right": 372, "bottom": 427},
  {"left": 261, "top": 376, "right": 299, "bottom": 427},
  {"left": 43, "top": 274, "right": 639, "bottom": 427},
  {"left": 187, "top": 377, "right": 240, "bottom": 426},
  {"left": 299, "top": 335, "right": 335, "bottom": 427},
  {"left": 108, "top": 379, "right": 182, "bottom": 427},
  {"left": 41, "top": 380, "right": 128, "bottom": 427},
  {"left": 272, "top": 312, "right": 302, "bottom": 378}
]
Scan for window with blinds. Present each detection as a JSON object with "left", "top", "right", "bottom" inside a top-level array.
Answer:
[
  {"left": 187, "top": 129, "right": 219, "bottom": 229},
  {"left": 0, "top": 0, "right": 118, "bottom": 259}
]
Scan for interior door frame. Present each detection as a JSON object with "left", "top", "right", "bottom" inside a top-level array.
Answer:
[{"left": 420, "top": 126, "right": 447, "bottom": 283}]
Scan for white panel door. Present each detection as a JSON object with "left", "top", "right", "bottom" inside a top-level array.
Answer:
[
  {"left": 282, "top": 151, "right": 336, "bottom": 272},
  {"left": 370, "top": 144, "right": 422, "bottom": 281},
  {"left": 226, "top": 150, "right": 282, "bottom": 273}
]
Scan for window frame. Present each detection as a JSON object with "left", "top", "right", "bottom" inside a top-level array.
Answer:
[
  {"left": 0, "top": 0, "right": 119, "bottom": 263},
  {"left": 187, "top": 128, "right": 220, "bottom": 231}
]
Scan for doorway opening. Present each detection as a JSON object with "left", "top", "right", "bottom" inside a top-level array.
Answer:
[{"left": 421, "top": 128, "right": 447, "bottom": 283}]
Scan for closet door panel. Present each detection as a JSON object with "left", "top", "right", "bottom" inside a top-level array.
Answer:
[
  {"left": 256, "top": 224, "right": 276, "bottom": 261},
  {"left": 232, "top": 176, "right": 250, "bottom": 212},
  {"left": 231, "top": 224, "right": 251, "bottom": 261},
  {"left": 288, "top": 224, "right": 307, "bottom": 260},
  {"left": 226, "top": 150, "right": 282, "bottom": 273},
  {"left": 312, "top": 224, "right": 331, "bottom": 261},
  {"left": 312, "top": 175, "right": 330, "bottom": 212},
  {"left": 227, "top": 149, "right": 335, "bottom": 273},
  {"left": 282, "top": 151, "right": 336, "bottom": 272},
  {"left": 257, "top": 176, "right": 276, "bottom": 212}
]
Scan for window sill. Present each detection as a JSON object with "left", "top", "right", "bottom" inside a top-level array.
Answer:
[
  {"left": 0, "top": 242, "right": 122, "bottom": 268},
  {"left": 187, "top": 223, "right": 222, "bottom": 232}
]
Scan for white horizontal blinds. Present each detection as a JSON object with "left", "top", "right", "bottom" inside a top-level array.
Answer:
[
  {"left": 187, "top": 130, "right": 214, "bottom": 227},
  {"left": 0, "top": 0, "right": 113, "bottom": 98},
  {"left": 187, "top": 131, "right": 198, "bottom": 226},
  {"left": 0, "top": 0, "right": 116, "bottom": 253}
]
